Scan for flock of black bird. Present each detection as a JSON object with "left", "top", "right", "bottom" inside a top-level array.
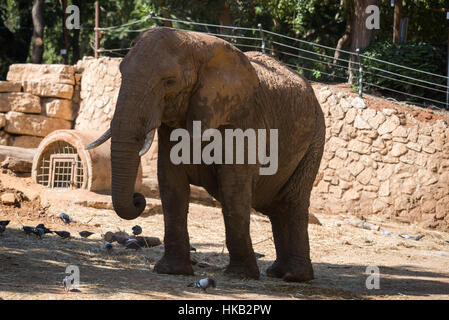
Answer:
[
  {"left": 1, "top": 213, "right": 268, "bottom": 294},
  {"left": 0, "top": 213, "right": 93, "bottom": 240}
]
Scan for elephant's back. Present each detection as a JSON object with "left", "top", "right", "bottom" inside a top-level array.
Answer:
[
  {"left": 244, "top": 52, "right": 322, "bottom": 207},
  {"left": 245, "top": 51, "right": 311, "bottom": 92},
  {"left": 245, "top": 51, "right": 318, "bottom": 146},
  {"left": 245, "top": 51, "right": 318, "bottom": 119}
]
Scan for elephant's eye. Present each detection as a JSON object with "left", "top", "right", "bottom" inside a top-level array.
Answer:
[{"left": 163, "top": 78, "right": 176, "bottom": 87}]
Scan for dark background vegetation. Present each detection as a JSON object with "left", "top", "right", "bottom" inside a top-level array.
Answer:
[{"left": 0, "top": 0, "right": 448, "bottom": 105}]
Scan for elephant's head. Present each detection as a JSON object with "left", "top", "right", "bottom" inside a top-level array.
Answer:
[{"left": 86, "top": 27, "right": 259, "bottom": 220}]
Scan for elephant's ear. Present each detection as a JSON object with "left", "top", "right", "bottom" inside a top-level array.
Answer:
[{"left": 186, "top": 41, "right": 259, "bottom": 134}]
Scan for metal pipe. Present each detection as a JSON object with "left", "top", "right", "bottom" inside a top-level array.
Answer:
[
  {"left": 357, "top": 48, "right": 363, "bottom": 98},
  {"left": 446, "top": 12, "right": 449, "bottom": 109},
  {"left": 258, "top": 23, "right": 265, "bottom": 54},
  {"left": 95, "top": 1, "right": 100, "bottom": 59}
]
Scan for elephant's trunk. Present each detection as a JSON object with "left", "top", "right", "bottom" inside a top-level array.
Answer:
[
  {"left": 109, "top": 76, "right": 162, "bottom": 220},
  {"left": 110, "top": 141, "right": 146, "bottom": 220}
]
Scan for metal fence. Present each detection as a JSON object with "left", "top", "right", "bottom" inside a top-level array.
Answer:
[{"left": 95, "top": 14, "right": 449, "bottom": 110}]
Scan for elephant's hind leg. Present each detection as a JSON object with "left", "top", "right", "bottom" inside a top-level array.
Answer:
[{"left": 267, "top": 128, "right": 324, "bottom": 282}]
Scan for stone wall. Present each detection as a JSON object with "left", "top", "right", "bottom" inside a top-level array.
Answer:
[
  {"left": 74, "top": 57, "right": 156, "bottom": 172},
  {"left": 310, "top": 85, "right": 449, "bottom": 231},
  {"left": 2, "top": 58, "right": 449, "bottom": 231},
  {"left": 0, "top": 64, "right": 80, "bottom": 147},
  {"left": 74, "top": 57, "right": 122, "bottom": 132},
  {"left": 73, "top": 58, "right": 449, "bottom": 231}
]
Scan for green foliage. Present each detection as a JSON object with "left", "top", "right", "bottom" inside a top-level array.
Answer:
[
  {"left": 362, "top": 41, "right": 447, "bottom": 106},
  {"left": 0, "top": 0, "right": 447, "bottom": 108}
]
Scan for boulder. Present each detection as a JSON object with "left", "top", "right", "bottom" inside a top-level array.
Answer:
[
  {"left": 351, "top": 97, "right": 366, "bottom": 109},
  {"left": 42, "top": 98, "right": 74, "bottom": 120},
  {"left": 23, "top": 81, "right": 73, "bottom": 99},
  {"left": 10, "top": 135, "right": 43, "bottom": 148},
  {"left": 4, "top": 111, "right": 72, "bottom": 137},
  {"left": 0, "top": 92, "right": 41, "bottom": 113},
  {"left": 0, "top": 81, "right": 22, "bottom": 92},
  {"left": 0, "top": 113, "right": 5, "bottom": 128},
  {"left": 1, "top": 192, "right": 16, "bottom": 205},
  {"left": 0, "top": 131, "right": 10, "bottom": 145},
  {"left": 1, "top": 156, "right": 32, "bottom": 173},
  {"left": 7, "top": 64, "right": 75, "bottom": 85}
]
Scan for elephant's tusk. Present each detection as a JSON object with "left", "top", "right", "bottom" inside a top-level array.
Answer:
[
  {"left": 139, "top": 130, "right": 155, "bottom": 157},
  {"left": 85, "top": 128, "right": 111, "bottom": 150}
]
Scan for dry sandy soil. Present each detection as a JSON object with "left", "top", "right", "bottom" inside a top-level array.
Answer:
[{"left": 0, "top": 173, "right": 449, "bottom": 300}]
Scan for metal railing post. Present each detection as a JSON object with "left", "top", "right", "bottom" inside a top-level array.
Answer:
[
  {"left": 446, "top": 12, "right": 449, "bottom": 110},
  {"left": 95, "top": 1, "right": 100, "bottom": 58},
  {"left": 258, "top": 23, "right": 265, "bottom": 54},
  {"left": 357, "top": 48, "right": 363, "bottom": 98}
]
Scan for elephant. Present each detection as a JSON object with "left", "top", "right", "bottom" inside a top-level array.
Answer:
[{"left": 86, "top": 27, "right": 325, "bottom": 282}]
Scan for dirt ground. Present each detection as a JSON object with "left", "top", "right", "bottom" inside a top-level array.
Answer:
[{"left": 0, "top": 174, "right": 449, "bottom": 300}]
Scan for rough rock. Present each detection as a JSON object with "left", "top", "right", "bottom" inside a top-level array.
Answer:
[
  {"left": 0, "top": 81, "right": 22, "bottom": 92},
  {"left": 42, "top": 98, "right": 74, "bottom": 120},
  {"left": 351, "top": 97, "right": 366, "bottom": 109},
  {"left": 1, "top": 156, "right": 32, "bottom": 173},
  {"left": 4, "top": 111, "right": 72, "bottom": 137},
  {"left": 23, "top": 81, "right": 74, "bottom": 99},
  {"left": 7, "top": 64, "right": 75, "bottom": 85},
  {"left": 10, "top": 135, "right": 43, "bottom": 148},
  {"left": 0, "top": 113, "right": 5, "bottom": 128},
  {"left": 0, "top": 92, "right": 41, "bottom": 113},
  {"left": 1, "top": 193, "right": 16, "bottom": 205}
]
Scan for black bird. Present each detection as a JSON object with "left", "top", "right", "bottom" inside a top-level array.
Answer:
[
  {"left": 125, "top": 239, "right": 141, "bottom": 250},
  {"left": 79, "top": 231, "right": 94, "bottom": 238},
  {"left": 33, "top": 227, "right": 45, "bottom": 238},
  {"left": 112, "top": 234, "right": 130, "bottom": 245},
  {"left": 23, "top": 226, "right": 35, "bottom": 235},
  {"left": 190, "top": 245, "right": 197, "bottom": 252},
  {"left": 58, "top": 213, "right": 75, "bottom": 224},
  {"left": 132, "top": 225, "right": 142, "bottom": 236},
  {"left": 188, "top": 277, "right": 216, "bottom": 292},
  {"left": 54, "top": 231, "right": 71, "bottom": 239},
  {"left": 0, "top": 220, "right": 10, "bottom": 227},
  {"left": 399, "top": 234, "right": 424, "bottom": 241},
  {"left": 36, "top": 224, "right": 52, "bottom": 234},
  {"left": 254, "top": 252, "right": 265, "bottom": 259}
]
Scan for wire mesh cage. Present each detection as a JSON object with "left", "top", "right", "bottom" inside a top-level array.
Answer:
[{"left": 36, "top": 141, "right": 84, "bottom": 189}]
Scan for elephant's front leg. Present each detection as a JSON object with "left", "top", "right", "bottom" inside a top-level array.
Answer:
[
  {"left": 218, "top": 165, "right": 259, "bottom": 279},
  {"left": 154, "top": 127, "right": 193, "bottom": 276}
]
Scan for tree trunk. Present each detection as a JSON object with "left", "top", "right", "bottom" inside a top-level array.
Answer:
[
  {"left": 71, "top": 0, "right": 81, "bottom": 64},
  {"left": 30, "top": 0, "right": 44, "bottom": 64},
  {"left": 348, "top": 0, "right": 378, "bottom": 83},
  {"left": 218, "top": 0, "right": 232, "bottom": 33},
  {"left": 157, "top": 0, "right": 172, "bottom": 27},
  {"left": 393, "top": 0, "right": 402, "bottom": 43},
  {"left": 61, "top": 0, "right": 69, "bottom": 64},
  {"left": 333, "top": 1, "right": 352, "bottom": 65}
]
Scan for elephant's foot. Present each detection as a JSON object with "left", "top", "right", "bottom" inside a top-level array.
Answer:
[
  {"left": 266, "top": 259, "right": 314, "bottom": 282},
  {"left": 224, "top": 259, "right": 260, "bottom": 280},
  {"left": 154, "top": 255, "right": 194, "bottom": 276},
  {"left": 266, "top": 260, "right": 286, "bottom": 279}
]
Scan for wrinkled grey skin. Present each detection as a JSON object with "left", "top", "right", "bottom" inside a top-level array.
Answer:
[{"left": 109, "top": 27, "right": 325, "bottom": 282}]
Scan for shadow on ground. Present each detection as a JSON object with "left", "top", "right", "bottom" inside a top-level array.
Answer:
[{"left": 1, "top": 227, "right": 448, "bottom": 299}]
